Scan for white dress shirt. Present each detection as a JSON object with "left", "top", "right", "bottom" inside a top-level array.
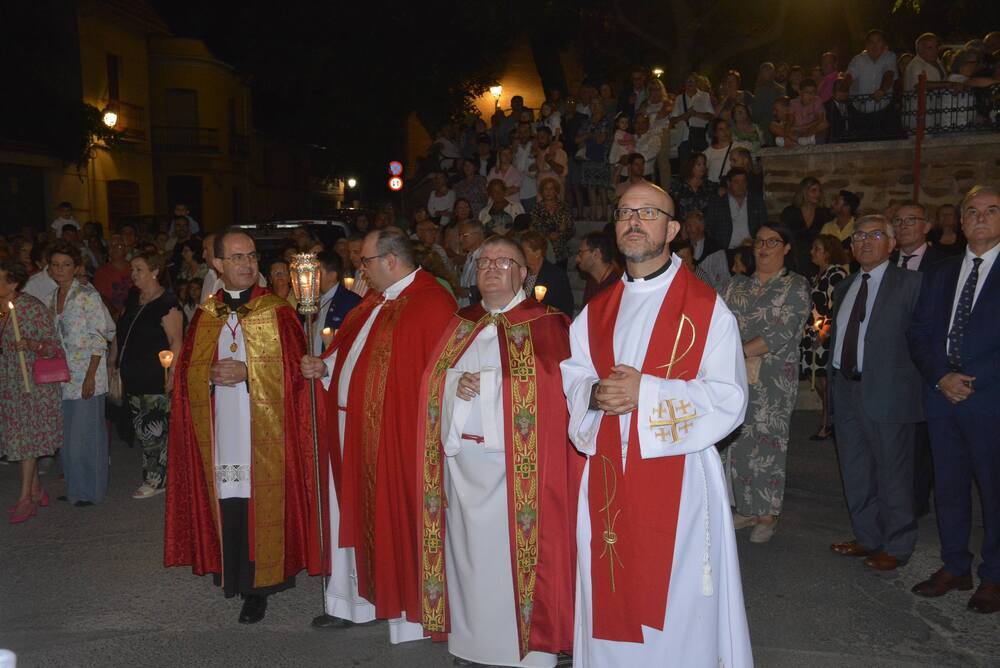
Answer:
[
  {"left": 948, "top": 242, "right": 1000, "bottom": 339},
  {"left": 897, "top": 242, "right": 928, "bottom": 269},
  {"left": 833, "top": 260, "right": 889, "bottom": 370},
  {"left": 728, "top": 195, "right": 751, "bottom": 249}
]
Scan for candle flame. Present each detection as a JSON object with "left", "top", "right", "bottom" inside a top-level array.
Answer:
[
  {"left": 7, "top": 301, "right": 13, "bottom": 310},
  {"left": 158, "top": 350, "right": 174, "bottom": 368},
  {"left": 534, "top": 285, "right": 548, "bottom": 301},
  {"left": 344, "top": 276, "right": 355, "bottom": 289}
]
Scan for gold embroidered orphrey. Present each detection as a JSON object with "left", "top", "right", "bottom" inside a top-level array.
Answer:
[{"left": 650, "top": 313, "right": 699, "bottom": 443}]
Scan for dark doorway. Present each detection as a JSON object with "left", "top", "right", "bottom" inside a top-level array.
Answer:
[
  {"left": 106, "top": 179, "right": 139, "bottom": 229},
  {"left": 166, "top": 175, "right": 203, "bottom": 224}
]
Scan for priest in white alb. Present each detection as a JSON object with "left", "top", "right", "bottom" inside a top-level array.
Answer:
[
  {"left": 560, "top": 181, "right": 754, "bottom": 667},
  {"left": 415, "top": 237, "right": 583, "bottom": 666}
]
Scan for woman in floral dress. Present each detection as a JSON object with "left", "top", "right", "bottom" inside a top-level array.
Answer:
[
  {"left": 722, "top": 224, "right": 811, "bottom": 543},
  {"left": 49, "top": 241, "right": 115, "bottom": 507},
  {"left": 0, "top": 260, "right": 63, "bottom": 523},
  {"left": 799, "top": 234, "right": 848, "bottom": 440}
]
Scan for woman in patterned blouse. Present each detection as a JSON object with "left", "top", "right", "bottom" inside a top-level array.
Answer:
[
  {"left": 48, "top": 240, "right": 115, "bottom": 507},
  {"left": 530, "top": 176, "right": 576, "bottom": 269}
]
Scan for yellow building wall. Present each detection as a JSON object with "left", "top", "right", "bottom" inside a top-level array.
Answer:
[
  {"left": 148, "top": 37, "right": 252, "bottom": 231},
  {"left": 471, "top": 36, "right": 547, "bottom": 120},
  {"left": 74, "top": 3, "right": 157, "bottom": 231}
]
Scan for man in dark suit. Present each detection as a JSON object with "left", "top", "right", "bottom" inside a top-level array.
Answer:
[
  {"left": 703, "top": 168, "right": 767, "bottom": 250},
  {"left": 520, "top": 230, "right": 574, "bottom": 317},
  {"left": 828, "top": 215, "right": 924, "bottom": 571},
  {"left": 908, "top": 185, "right": 1000, "bottom": 614},
  {"left": 890, "top": 200, "right": 946, "bottom": 518},
  {"left": 890, "top": 201, "right": 947, "bottom": 271},
  {"left": 311, "top": 250, "right": 362, "bottom": 355}
]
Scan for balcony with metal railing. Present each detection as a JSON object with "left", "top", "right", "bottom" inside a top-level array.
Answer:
[{"left": 151, "top": 126, "right": 220, "bottom": 154}]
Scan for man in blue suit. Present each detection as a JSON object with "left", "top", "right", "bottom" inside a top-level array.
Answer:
[
  {"left": 908, "top": 185, "right": 1000, "bottom": 614},
  {"left": 311, "top": 250, "right": 361, "bottom": 356}
]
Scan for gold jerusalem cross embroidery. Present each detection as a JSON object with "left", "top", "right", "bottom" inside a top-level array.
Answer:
[{"left": 649, "top": 398, "right": 697, "bottom": 443}]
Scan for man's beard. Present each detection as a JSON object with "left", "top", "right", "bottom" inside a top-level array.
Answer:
[{"left": 619, "top": 227, "right": 666, "bottom": 263}]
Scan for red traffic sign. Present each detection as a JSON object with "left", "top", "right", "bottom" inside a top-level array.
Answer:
[
  {"left": 388, "top": 176, "right": 404, "bottom": 191},
  {"left": 388, "top": 161, "right": 403, "bottom": 176}
]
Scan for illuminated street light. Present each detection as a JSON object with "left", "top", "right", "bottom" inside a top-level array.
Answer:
[
  {"left": 347, "top": 177, "right": 357, "bottom": 189},
  {"left": 489, "top": 84, "right": 502, "bottom": 110},
  {"left": 102, "top": 107, "right": 118, "bottom": 129},
  {"left": 652, "top": 67, "right": 664, "bottom": 79}
]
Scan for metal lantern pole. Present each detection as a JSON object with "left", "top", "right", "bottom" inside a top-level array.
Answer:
[{"left": 289, "top": 252, "right": 327, "bottom": 609}]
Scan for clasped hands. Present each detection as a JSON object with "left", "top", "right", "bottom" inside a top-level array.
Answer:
[
  {"left": 211, "top": 358, "right": 248, "bottom": 386},
  {"left": 590, "top": 365, "right": 642, "bottom": 416},
  {"left": 938, "top": 371, "right": 975, "bottom": 405},
  {"left": 456, "top": 372, "right": 480, "bottom": 401},
  {"left": 300, "top": 355, "right": 327, "bottom": 380}
]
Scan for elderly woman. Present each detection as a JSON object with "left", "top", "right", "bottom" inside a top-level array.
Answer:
[
  {"left": 112, "top": 251, "right": 183, "bottom": 499},
  {"left": 799, "top": 234, "right": 848, "bottom": 441},
  {"left": 0, "top": 260, "right": 63, "bottom": 523},
  {"left": 530, "top": 176, "right": 576, "bottom": 269},
  {"left": 722, "top": 224, "right": 811, "bottom": 543},
  {"left": 49, "top": 241, "right": 115, "bottom": 507}
]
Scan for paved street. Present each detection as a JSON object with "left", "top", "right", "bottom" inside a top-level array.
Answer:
[{"left": 2, "top": 409, "right": 997, "bottom": 667}]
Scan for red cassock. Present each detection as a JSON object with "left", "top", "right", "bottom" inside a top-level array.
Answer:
[
  {"left": 164, "top": 286, "right": 328, "bottom": 587},
  {"left": 416, "top": 298, "right": 585, "bottom": 657},
  {"left": 320, "top": 270, "right": 457, "bottom": 620}
]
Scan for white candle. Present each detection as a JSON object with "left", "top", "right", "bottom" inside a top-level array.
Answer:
[
  {"left": 8, "top": 301, "right": 31, "bottom": 393},
  {"left": 321, "top": 327, "right": 334, "bottom": 347},
  {"left": 344, "top": 276, "right": 355, "bottom": 290},
  {"left": 158, "top": 350, "right": 174, "bottom": 387},
  {"left": 533, "top": 285, "right": 548, "bottom": 301}
]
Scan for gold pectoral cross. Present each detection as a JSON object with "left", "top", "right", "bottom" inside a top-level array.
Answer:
[{"left": 649, "top": 399, "right": 698, "bottom": 444}]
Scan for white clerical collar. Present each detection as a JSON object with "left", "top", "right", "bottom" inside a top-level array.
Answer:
[
  {"left": 487, "top": 289, "right": 526, "bottom": 315},
  {"left": 383, "top": 268, "right": 419, "bottom": 300},
  {"left": 223, "top": 288, "right": 245, "bottom": 298},
  {"left": 623, "top": 254, "right": 680, "bottom": 291}
]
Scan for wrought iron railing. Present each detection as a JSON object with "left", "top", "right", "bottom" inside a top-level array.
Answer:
[
  {"left": 827, "top": 83, "right": 999, "bottom": 143},
  {"left": 151, "top": 126, "right": 220, "bottom": 154}
]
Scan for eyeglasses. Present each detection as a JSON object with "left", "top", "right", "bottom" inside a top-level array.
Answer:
[
  {"left": 891, "top": 216, "right": 926, "bottom": 227},
  {"left": 475, "top": 257, "right": 521, "bottom": 271},
  {"left": 963, "top": 205, "right": 1000, "bottom": 221},
  {"left": 359, "top": 252, "right": 390, "bottom": 267},
  {"left": 614, "top": 207, "right": 675, "bottom": 222},
  {"left": 221, "top": 252, "right": 259, "bottom": 264},
  {"left": 753, "top": 238, "right": 785, "bottom": 249},
  {"left": 851, "top": 230, "right": 887, "bottom": 242}
]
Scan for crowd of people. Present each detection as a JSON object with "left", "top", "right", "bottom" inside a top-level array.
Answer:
[{"left": 1, "top": 26, "right": 999, "bottom": 668}]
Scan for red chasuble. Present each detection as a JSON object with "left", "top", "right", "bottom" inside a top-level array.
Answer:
[
  {"left": 320, "top": 270, "right": 457, "bottom": 620},
  {"left": 416, "top": 299, "right": 585, "bottom": 656},
  {"left": 164, "top": 286, "right": 328, "bottom": 587},
  {"left": 585, "top": 265, "right": 716, "bottom": 642}
]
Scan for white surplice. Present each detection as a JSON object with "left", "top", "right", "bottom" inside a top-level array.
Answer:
[
  {"left": 320, "top": 269, "right": 427, "bottom": 644},
  {"left": 438, "top": 290, "right": 555, "bottom": 668},
  {"left": 214, "top": 304, "right": 252, "bottom": 499},
  {"left": 559, "top": 256, "right": 754, "bottom": 668}
]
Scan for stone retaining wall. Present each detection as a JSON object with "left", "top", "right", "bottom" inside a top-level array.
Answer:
[{"left": 759, "top": 132, "right": 1000, "bottom": 219}]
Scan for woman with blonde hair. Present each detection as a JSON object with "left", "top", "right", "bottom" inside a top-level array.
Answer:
[{"left": 781, "top": 177, "right": 834, "bottom": 278}]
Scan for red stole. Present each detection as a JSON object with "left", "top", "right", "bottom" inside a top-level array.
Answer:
[
  {"left": 416, "top": 300, "right": 583, "bottom": 656},
  {"left": 585, "top": 264, "right": 715, "bottom": 642}
]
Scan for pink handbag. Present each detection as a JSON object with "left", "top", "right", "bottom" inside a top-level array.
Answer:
[{"left": 33, "top": 349, "right": 71, "bottom": 384}]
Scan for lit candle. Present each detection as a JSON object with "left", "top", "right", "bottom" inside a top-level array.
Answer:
[
  {"left": 344, "top": 276, "right": 355, "bottom": 290},
  {"left": 533, "top": 285, "right": 548, "bottom": 302},
  {"left": 158, "top": 350, "right": 174, "bottom": 388},
  {"left": 321, "top": 327, "right": 334, "bottom": 347},
  {"left": 8, "top": 301, "right": 31, "bottom": 393}
]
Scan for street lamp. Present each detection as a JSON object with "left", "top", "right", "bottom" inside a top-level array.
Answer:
[
  {"left": 347, "top": 177, "right": 357, "bottom": 189},
  {"left": 652, "top": 67, "right": 665, "bottom": 79},
  {"left": 101, "top": 104, "right": 118, "bottom": 129},
  {"left": 489, "top": 84, "right": 502, "bottom": 110}
]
